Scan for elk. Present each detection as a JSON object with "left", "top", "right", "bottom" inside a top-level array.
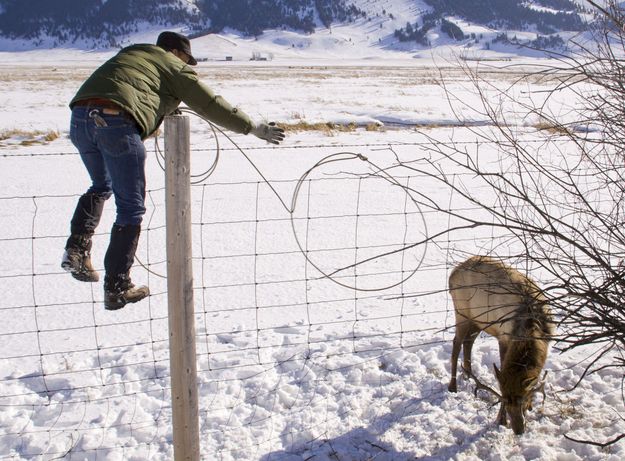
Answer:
[{"left": 447, "top": 255, "right": 554, "bottom": 435}]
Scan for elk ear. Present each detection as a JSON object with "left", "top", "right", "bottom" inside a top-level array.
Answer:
[{"left": 493, "top": 364, "right": 501, "bottom": 382}]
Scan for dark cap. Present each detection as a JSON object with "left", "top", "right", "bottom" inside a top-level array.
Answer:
[{"left": 156, "top": 31, "right": 197, "bottom": 66}]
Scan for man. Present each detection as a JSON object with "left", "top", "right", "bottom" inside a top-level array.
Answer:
[{"left": 62, "top": 31, "right": 285, "bottom": 310}]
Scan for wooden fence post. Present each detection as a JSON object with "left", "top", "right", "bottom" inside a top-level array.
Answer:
[{"left": 164, "top": 115, "right": 200, "bottom": 461}]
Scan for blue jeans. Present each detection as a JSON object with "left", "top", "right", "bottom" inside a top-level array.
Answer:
[{"left": 70, "top": 106, "right": 146, "bottom": 226}]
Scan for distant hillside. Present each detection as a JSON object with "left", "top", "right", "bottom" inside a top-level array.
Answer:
[
  {"left": 199, "top": 0, "right": 366, "bottom": 35},
  {"left": 0, "top": 0, "right": 590, "bottom": 51},
  {"left": 424, "top": 0, "right": 584, "bottom": 32},
  {"left": 392, "top": 0, "right": 586, "bottom": 48},
  {"left": 0, "top": 0, "right": 365, "bottom": 46}
]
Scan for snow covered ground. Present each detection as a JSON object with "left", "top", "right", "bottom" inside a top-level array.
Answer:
[{"left": 0, "top": 43, "right": 624, "bottom": 461}]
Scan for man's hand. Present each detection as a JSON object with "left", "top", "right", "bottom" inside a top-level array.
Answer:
[{"left": 251, "top": 122, "right": 285, "bottom": 145}]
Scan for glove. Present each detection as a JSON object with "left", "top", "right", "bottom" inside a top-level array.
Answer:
[{"left": 251, "top": 121, "right": 285, "bottom": 145}]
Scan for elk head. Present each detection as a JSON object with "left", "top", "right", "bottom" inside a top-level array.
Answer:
[
  {"left": 466, "top": 365, "right": 546, "bottom": 435},
  {"left": 494, "top": 364, "right": 542, "bottom": 435}
]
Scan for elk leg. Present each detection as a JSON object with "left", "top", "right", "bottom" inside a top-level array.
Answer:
[
  {"left": 498, "top": 340, "right": 508, "bottom": 366},
  {"left": 449, "top": 320, "right": 473, "bottom": 392},
  {"left": 462, "top": 324, "right": 480, "bottom": 377},
  {"left": 494, "top": 343, "right": 508, "bottom": 427},
  {"left": 496, "top": 402, "right": 507, "bottom": 426}
]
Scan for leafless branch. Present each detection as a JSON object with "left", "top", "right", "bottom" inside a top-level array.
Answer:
[
  {"left": 390, "top": 1, "right": 625, "bottom": 447},
  {"left": 463, "top": 365, "right": 501, "bottom": 400},
  {"left": 564, "top": 432, "right": 625, "bottom": 448}
]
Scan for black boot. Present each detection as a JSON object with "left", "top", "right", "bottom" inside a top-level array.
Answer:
[
  {"left": 103, "top": 224, "right": 149, "bottom": 310},
  {"left": 61, "top": 192, "right": 108, "bottom": 282}
]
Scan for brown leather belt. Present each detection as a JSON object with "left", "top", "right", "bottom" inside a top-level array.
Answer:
[{"left": 73, "top": 98, "right": 124, "bottom": 115}]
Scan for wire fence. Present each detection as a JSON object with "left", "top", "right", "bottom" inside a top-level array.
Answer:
[{"left": 0, "top": 135, "right": 550, "bottom": 460}]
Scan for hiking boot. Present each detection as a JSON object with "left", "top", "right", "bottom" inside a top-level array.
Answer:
[
  {"left": 61, "top": 234, "right": 99, "bottom": 282},
  {"left": 104, "top": 273, "right": 149, "bottom": 310}
]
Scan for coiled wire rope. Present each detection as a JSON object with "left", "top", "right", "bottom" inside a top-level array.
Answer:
[{"left": 148, "top": 108, "right": 430, "bottom": 292}]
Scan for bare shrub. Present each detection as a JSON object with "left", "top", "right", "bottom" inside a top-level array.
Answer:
[{"left": 382, "top": 0, "right": 625, "bottom": 446}]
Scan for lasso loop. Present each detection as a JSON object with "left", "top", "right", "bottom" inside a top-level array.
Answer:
[{"left": 144, "top": 108, "right": 429, "bottom": 291}]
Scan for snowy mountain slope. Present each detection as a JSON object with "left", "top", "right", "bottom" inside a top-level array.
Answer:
[{"left": 0, "top": 0, "right": 588, "bottom": 58}]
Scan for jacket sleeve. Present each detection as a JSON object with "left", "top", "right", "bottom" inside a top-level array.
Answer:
[{"left": 168, "top": 67, "right": 255, "bottom": 135}]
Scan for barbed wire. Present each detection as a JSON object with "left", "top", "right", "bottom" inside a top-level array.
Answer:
[{"left": 0, "top": 132, "right": 569, "bottom": 158}]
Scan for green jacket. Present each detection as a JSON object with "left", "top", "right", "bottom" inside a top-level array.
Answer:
[{"left": 70, "top": 44, "right": 254, "bottom": 139}]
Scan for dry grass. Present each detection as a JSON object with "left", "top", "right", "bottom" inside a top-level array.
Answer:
[
  {"left": 280, "top": 120, "right": 491, "bottom": 133},
  {"left": 365, "top": 123, "right": 382, "bottom": 131},
  {"left": 0, "top": 65, "right": 92, "bottom": 84},
  {"left": 533, "top": 120, "right": 573, "bottom": 136},
  {"left": 279, "top": 121, "right": 385, "bottom": 135},
  {"left": 0, "top": 129, "right": 61, "bottom": 146},
  {"left": 281, "top": 121, "right": 353, "bottom": 135},
  {"left": 43, "top": 131, "right": 61, "bottom": 142}
]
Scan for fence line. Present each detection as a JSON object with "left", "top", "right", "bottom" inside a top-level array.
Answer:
[
  {"left": 0, "top": 133, "right": 569, "bottom": 159},
  {"left": 0, "top": 136, "right": 584, "bottom": 459}
]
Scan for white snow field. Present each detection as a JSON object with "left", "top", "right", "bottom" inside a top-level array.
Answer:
[{"left": 0, "top": 46, "right": 624, "bottom": 460}]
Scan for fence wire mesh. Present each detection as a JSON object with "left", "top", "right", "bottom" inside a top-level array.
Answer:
[{"left": 0, "top": 138, "right": 560, "bottom": 460}]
